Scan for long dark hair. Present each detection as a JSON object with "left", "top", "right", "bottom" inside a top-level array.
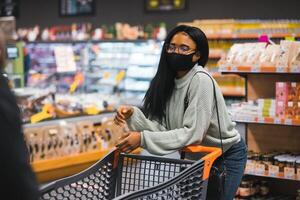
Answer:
[
  {"left": 0, "top": 30, "right": 6, "bottom": 71},
  {"left": 142, "top": 25, "right": 209, "bottom": 122}
]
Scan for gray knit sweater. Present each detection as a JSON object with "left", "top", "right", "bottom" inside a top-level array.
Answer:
[{"left": 126, "top": 65, "right": 241, "bottom": 155}]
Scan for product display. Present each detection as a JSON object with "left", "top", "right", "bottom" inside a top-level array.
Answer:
[
  {"left": 245, "top": 151, "right": 300, "bottom": 180},
  {"left": 180, "top": 19, "right": 300, "bottom": 38},
  {"left": 17, "top": 22, "right": 168, "bottom": 42},
  {"left": 15, "top": 90, "right": 118, "bottom": 123},
  {"left": 24, "top": 116, "right": 126, "bottom": 163},
  {"left": 219, "top": 40, "right": 300, "bottom": 72},
  {"left": 230, "top": 81, "right": 300, "bottom": 123},
  {"left": 234, "top": 177, "right": 297, "bottom": 200}
]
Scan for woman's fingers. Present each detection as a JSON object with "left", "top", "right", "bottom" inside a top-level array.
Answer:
[{"left": 114, "top": 114, "right": 126, "bottom": 125}]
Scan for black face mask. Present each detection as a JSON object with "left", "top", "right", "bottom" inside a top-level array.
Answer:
[{"left": 166, "top": 52, "right": 197, "bottom": 71}]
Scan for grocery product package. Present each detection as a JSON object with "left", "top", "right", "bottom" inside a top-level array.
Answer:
[{"left": 259, "top": 44, "right": 280, "bottom": 67}]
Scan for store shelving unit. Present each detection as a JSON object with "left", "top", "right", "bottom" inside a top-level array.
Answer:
[
  {"left": 206, "top": 33, "right": 300, "bottom": 40},
  {"left": 244, "top": 171, "right": 300, "bottom": 182},
  {"left": 220, "top": 67, "right": 300, "bottom": 195},
  {"left": 25, "top": 113, "right": 114, "bottom": 183},
  {"left": 32, "top": 149, "right": 111, "bottom": 183},
  {"left": 233, "top": 116, "right": 300, "bottom": 126}
]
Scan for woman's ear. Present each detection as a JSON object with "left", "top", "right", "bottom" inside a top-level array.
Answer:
[{"left": 192, "top": 52, "right": 201, "bottom": 62}]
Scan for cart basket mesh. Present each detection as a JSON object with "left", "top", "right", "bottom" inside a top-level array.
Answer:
[{"left": 39, "top": 150, "right": 207, "bottom": 200}]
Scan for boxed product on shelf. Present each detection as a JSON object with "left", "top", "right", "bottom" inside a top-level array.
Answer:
[
  {"left": 276, "top": 82, "right": 300, "bottom": 119},
  {"left": 230, "top": 99, "right": 276, "bottom": 121}
]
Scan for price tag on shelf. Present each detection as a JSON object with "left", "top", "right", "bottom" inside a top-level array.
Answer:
[
  {"left": 268, "top": 165, "right": 279, "bottom": 177},
  {"left": 255, "top": 163, "right": 265, "bottom": 175},
  {"left": 251, "top": 66, "right": 260, "bottom": 73},
  {"left": 257, "top": 117, "right": 265, "bottom": 123},
  {"left": 285, "top": 119, "right": 292, "bottom": 125},
  {"left": 284, "top": 167, "right": 295, "bottom": 179},
  {"left": 231, "top": 65, "right": 238, "bottom": 72},
  {"left": 276, "top": 66, "right": 286, "bottom": 73},
  {"left": 297, "top": 168, "right": 300, "bottom": 180},
  {"left": 290, "top": 65, "right": 300, "bottom": 73},
  {"left": 274, "top": 118, "right": 281, "bottom": 124},
  {"left": 245, "top": 162, "right": 255, "bottom": 174}
]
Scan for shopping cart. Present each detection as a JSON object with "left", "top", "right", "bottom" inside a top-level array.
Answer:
[{"left": 39, "top": 145, "right": 221, "bottom": 200}]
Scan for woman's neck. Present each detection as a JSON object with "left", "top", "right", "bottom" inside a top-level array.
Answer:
[{"left": 176, "top": 70, "right": 189, "bottom": 79}]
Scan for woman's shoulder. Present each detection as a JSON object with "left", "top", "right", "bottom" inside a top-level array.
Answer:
[{"left": 190, "top": 67, "right": 214, "bottom": 88}]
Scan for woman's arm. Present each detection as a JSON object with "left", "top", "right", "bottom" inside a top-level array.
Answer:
[{"left": 126, "top": 106, "right": 167, "bottom": 132}]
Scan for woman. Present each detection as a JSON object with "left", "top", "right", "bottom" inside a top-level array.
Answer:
[
  {"left": 0, "top": 31, "right": 39, "bottom": 199},
  {"left": 114, "top": 25, "right": 247, "bottom": 200}
]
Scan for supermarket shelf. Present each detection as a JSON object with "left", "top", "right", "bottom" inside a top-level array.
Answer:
[
  {"left": 234, "top": 116, "right": 300, "bottom": 126},
  {"left": 209, "top": 49, "right": 225, "bottom": 59},
  {"left": 32, "top": 149, "right": 111, "bottom": 183},
  {"left": 32, "top": 148, "right": 142, "bottom": 183},
  {"left": 220, "top": 86, "right": 245, "bottom": 97},
  {"left": 220, "top": 66, "right": 300, "bottom": 74},
  {"left": 245, "top": 171, "right": 300, "bottom": 182},
  {"left": 207, "top": 33, "right": 300, "bottom": 40},
  {"left": 211, "top": 72, "right": 242, "bottom": 78},
  {"left": 27, "top": 39, "right": 161, "bottom": 44},
  {"left": 23, "top": 112, "right": 114, "bottom": 128}
]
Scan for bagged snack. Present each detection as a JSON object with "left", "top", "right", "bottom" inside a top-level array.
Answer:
[
  {"left": 259, "top": 44, "right": 280, "bottom": 67},
  {"left": 59, "top": 123, "right": 81, "bottom": 156},
  {"left": 245, "top": 43, "right": 267, "bottom": 67},
  {"left": 276, "top": 40, "right": 293, "bottom": 70},
  {"left": 42, "top": 126, "right": 60, "bottom": 159},
  {"left": 290, "top": 41, "right": 300, "bottom": 72},
  {"left": 225, "top": 44, "right": 243, "bottom": 65},
  {"left": 24, "top": 128, "right": 44, "bottom": 162},
  {"left": 234, "top": 43, "right": 252, "bottom": 66}
]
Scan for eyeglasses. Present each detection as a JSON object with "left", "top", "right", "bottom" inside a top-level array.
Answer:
[{"left": 165, "top": 43, "right": 196, "bottom": 55}]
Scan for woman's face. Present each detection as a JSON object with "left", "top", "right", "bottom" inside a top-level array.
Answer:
[{"left": 168, "top": 32, "right": 200, "bottom": 62}]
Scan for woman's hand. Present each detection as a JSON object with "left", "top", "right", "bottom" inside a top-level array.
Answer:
[
  {"left": 116, "top": 132, "right": 141, "bottom": 153},
  {"left": 114, "top": 106, "right": 134, "bottom": 126}
]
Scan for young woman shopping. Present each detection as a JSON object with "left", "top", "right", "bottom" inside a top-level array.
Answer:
[{"left": 114, "top": 25, "right": 247, "bottom": 200}]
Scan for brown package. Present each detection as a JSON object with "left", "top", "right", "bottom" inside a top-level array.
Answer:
[
  {"left": 76, "top": 121, "right": 101, "bottom": 153},
  {"left": 23, "top": 127, "right": 44, "bottom": 162}
]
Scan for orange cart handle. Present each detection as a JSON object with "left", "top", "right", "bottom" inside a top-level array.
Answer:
[{"left": 182, "top": 145, "right": 222, "bottom": 180}]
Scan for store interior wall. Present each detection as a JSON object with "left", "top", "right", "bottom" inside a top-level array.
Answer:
[{"left": 17, "top": 0, "right": 300, "bottom": 29}]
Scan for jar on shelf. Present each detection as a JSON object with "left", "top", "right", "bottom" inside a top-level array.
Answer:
[
  {"left": 261, "top": 154, "right": 274, "bottom": 171},
  {"left": 259, "top": 181, "right": 269, "bottom": 196},
  {"left": 239, "top": 178, "right": 253, "bottom": 199},
  {"left": 274, "top": 156, "right": 286, "bottom": 173},
  {"left": 285, "top": 157, "right": 296, "bottom": 169},
  {"left": 296, "top": 158, "right": 300, "bottom": 174},
  {"left": 252, "top": 153, "right": 261, "bottom": 164}
]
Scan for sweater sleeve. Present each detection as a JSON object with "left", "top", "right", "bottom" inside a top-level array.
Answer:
[
  {"left": 141, "top": 74, "right": 214, "bottom": 155},
  {"left": 126, "top": 106, "right": 167, "bottom": 132}
]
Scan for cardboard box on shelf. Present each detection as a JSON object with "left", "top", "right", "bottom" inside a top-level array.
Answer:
[
  {"left": 286, "top": 101, "right": 297, "bottom": 119},
  {"left": 276, "top": 82, "right": 289, "bottom": 102}
]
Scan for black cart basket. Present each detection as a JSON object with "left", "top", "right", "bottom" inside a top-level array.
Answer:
[{"left": 40, "top": 145, "right": 221, "bottom": 200}]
